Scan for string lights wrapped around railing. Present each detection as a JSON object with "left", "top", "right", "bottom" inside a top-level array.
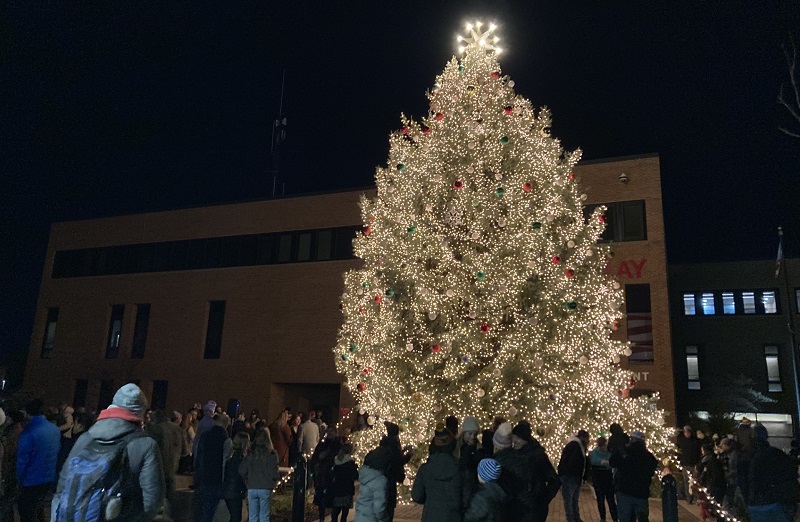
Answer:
[{"left": 662, "top": 457, "right": 742, "bottom": 522}]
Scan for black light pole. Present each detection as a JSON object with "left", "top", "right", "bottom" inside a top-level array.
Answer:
[{"left": 778, "top": 227, "right": 800, "bottom": 439}]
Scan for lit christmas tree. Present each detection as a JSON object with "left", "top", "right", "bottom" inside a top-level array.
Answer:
[{"left": 334, "top": 21, "right": 671, "bottom": 488}]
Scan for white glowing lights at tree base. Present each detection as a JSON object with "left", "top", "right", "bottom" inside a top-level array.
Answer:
[{"left": 334, "top": 20, "right": 673, "bottom": 494}]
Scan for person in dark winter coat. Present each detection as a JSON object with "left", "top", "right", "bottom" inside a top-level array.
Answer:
[
  {"left": 558, "top": 430, "right": 589, "bottom": 522},
  {"left": 411, "top": 425, "right": 465, "bottom": 522},
  {"left": 609, "top": 431, "right": 658, "bottom": 522},
  {"left": 512, "top": 421, "right": 561, "bottom": 522},
  {"left": 697, "top": 443, "right": 726, "bottom": 520},
  {"left": 589, "top": 436, "right": 617, "bottom": 522},
  {"left": 355, "top": 446, "right": 390, "bottom": 522},
  {"left": 196, "top": 413, "right": 232, "bottom": 522},
  {"left": 661, "top": 467, "right": 679, "bottom": 522},
  {"left": 310, "top": 427, "right": 343, "bottom": 522},
  {"left": 51, "top": 384, "right": 165, "bottom": 522},
  {"left": 222, "top": 432, "right": 249, "bottom": 522},
  {"left": 465, "top": 458, "right": 506, "bottom": 522},
  {"left": 717, "top": 437, "right": 742, "bottom": 517},
  {"left": 734, "top": 418, "right": 755, "bottom": 502},
  {"left": 17, "top": 399, "right": 61, "bottom": 522},
  {"left": 379, "top": 422, "right": 410, "bottom": 522},
  {"left": 491, "top": 422, "right": 529, "bottom": 518},
  {"left": 676, "top": 425, "right": 701, "bottom": 503},
  {"left": 329, "top": 443, "right": 359, "bottom": 522},
  {"left": 239, "top": 429, "right": 279, "bottom": 522},
  {"left": 457, "top": 416, "right": 481, "bottom": 506},
  {"left": 746, "top": 425, "right": 798, "bottom": 522}
]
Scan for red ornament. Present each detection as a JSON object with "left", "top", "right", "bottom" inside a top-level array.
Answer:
[
  {"left": 401, "top": 126, "right": 409, "bottom": 135},
  {"left": 363, "top": 367, "right": 372, "bottom": 375},
  {"left": 522, "top": 182, "right": 532, "bottom": 193},
  {"left": 564, "top": 268, "right": 575, "bottom": 278},
  {"left": 491, "top": 71, "right": 501, "bottom": 79},
  {"left": 568, "top": 172, "right": 575, "bottom": 180},
  {"left": 598, "top": 214, "right": 607, "bottom": 224},
  {"left": 374, "top": 295, "right": 382, "bottom": 304},
  {"left": 551, "top": 255, "right": 561, "bottom": 265},
  {"left": 504, "top": 106, "right": 513, "bottom": 115},
  {"left": 454, "top": 180, "right": 463, "bottom": 189},
  {"left": 431, "top": 344, "right": 441, "bottom": 353},
  {"left": 612, "top": 320, "right": 619, "bottom": 331},
  {"left": 357, "top": 383, "right": 367, "bottom": 392},
  {"left": 421, "top": 126, "right": 431, "bottom": 135},
  {"left": 434, "top": 112, "right": 445, "bottom": 121},
  {"left": 480, "top": 323, "right": 490, "bottom": 333},
  {"left": 363, "top": 226, "right": 372, "bottom": 236},
  {"left": 358, "top": 307, "right": 366, "bottom": 314},
  {"left": 621, "top": 388, "right": 630, "bottom": 398},
  {"left": 628, "top": 378, "right": 636, "bottom": 389}
]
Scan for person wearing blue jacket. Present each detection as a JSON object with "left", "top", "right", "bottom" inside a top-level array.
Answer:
[
  {"left": 589, "top": 436, "right": 618, "bottom": 522},
  {"left": 16, "top": 398, "right": 60, "bottom": 522}
]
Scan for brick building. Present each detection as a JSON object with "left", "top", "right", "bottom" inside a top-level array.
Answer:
[{"left": 24, "top": 153, "right": 675, "bottom": 424}]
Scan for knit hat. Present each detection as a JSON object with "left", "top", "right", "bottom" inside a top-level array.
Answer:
[
  {"left": 630, "top": 431, "right": 645, "bottom": 441},
  {"left": 204, "top": 401, "right": 217, "bottom": 414},
  {"left": 477, "top": 458, "right": 502, "bottom": 483},
  {"left": 683, "top": 425, "right": 692, "bottom": 432},
  {"left": 111, "top": 383, "right": 148, "bottom": 419},
  {"left": 740, "top": 417, "right": 751, "bottom": 426},
  {"left": 493, "top": 422, "right": 513, "bottom": 450},
  {"left": 384, "top": 421, "right": 400, "bottom": 438},
  {"left": 512, "top": 421, "right": 533, "bottom": 443},
  {"left": 364, "top": 446, "right": 391, "bottom": 472},
  {"left": 753, "top": 425, "right": 768, "bottom": 440},
  {"left": 461, "top": 416, "right": 480, "bottom": 433},
  {"left": 433, "top": 423, "right": 455, "bottom": 446}
]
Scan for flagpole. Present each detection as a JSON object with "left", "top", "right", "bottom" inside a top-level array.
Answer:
[{"left": 778, "top": 226, "right": 800, "bottom": 439}]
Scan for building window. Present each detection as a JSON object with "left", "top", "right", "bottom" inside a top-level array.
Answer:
[
  {"left": 131, "top": 304, "right": 151, "bottom": 359},
  {"left": 721, "top": 292, "right": 735, "bottom": 314},
  {"left": 204, "top": 301, "right": 226, "bottom": 359},
  {"left": 686, "top": 346, "right": 700, "bottom": 389},
  {"left": 700, "top": 293, "right": 715, "bottom": 315},
  {"left": 625, "top": 284, "right": 653, "bottom": 363},
  {"left": 98, "top": 379, "right": 115, "bottom": 411},
  {"left": 105, "top": 305, "right": 125, "bottom": 359},
  {"left": 152, "top": 380, "right": 169, "bottom": 410},
  {"left": 277, "top": 234, "right": 292, "bottom": 263},
  {"left": 73, "top": 379, "right": 88, "bottom": 408},
  {"left": 316, "top": 230, "right": 333, "bottom": 260},
  {"left": 761, "top": 291, "right": 777, "bottom": 314},
  {"left": 683, "top": 293, "right": 696, "bottom": 315},
  {"left": 40, "top": 307, "right": 59, "bottom": 359},
  {"left": 585, "top": 200, "right": 647, "bottom": 242},
  {"left": 764, "top": 346, "right": 782, "bottom": 392},
  {"left": 743, "top": 291, "right": 753, "bottom": 313}
]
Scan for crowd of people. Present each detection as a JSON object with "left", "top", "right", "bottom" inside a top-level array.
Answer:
[
  {"left": 676, "top": 419, "right": 799, "bottom": 522},
  {"left": 1, "top": 384, "right": 798, "bottom": 522}
]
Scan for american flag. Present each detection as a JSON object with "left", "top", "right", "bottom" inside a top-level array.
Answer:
[{"left": 627, "top": 312, "right": 653, "bottom": 362}]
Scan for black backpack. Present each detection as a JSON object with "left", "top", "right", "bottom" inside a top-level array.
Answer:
[{"left": 55, "top": 430, "right": 142, "bottom": 521}]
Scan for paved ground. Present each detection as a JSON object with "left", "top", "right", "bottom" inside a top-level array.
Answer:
[{"left": 327, "top": 484, "right": 705, "bottom": 521}]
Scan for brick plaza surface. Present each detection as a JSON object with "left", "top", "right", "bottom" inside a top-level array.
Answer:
[{"left": 327, "top": 485, "right": 705, "bottom": 521}]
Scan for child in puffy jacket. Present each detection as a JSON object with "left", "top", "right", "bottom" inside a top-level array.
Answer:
[
  {"left": 355, "top": 446, "right": 390, "bottom": 522},
  {"left": 465, "top": 458, "right": 507, "bottom": 522}
]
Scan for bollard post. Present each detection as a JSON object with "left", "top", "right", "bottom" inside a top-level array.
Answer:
[{"left": 291, "top": 458, "right": 307, "bottom": 522}]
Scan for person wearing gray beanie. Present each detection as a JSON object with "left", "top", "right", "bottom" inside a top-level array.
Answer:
[{"left": 52, "top": 383, "right": 164, "bottom": 521}]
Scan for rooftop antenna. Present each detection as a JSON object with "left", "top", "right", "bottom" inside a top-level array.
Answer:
[{"left": 269, "top": 69, "right": 287, "bottom": 197}]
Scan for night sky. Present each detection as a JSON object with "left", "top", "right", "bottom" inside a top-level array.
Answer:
[{"left": 3, "top": 1, "right": 800, "bottom": 377}]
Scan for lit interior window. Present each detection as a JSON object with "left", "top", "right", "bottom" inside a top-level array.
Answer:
[
  {"left": 686, "top": 345, "right": 700, "bottom": 390},
  {"left": 721, "top": 292, "right": 735, "bottom": 314},
  {"left": 683, "top": 293, "right": 696, "bottom": 315},
  {"left": 761, "top": 291, "right": 777, "bottom": 314},
  {"left": 765, "top": 346, "right": 782, "bottom": 392},
  {"left": 701, "top": 293, "right": 715, "bottom": 315},
  {"left": 742, "top": 292, "right": 756, "bottom": 314}
]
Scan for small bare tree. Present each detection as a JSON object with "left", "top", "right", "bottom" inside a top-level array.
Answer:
[{"left": 779, "top": 38, "right": 800, "bottom": 139}]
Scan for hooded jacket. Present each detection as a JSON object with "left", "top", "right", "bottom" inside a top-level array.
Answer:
[
  {"left": 329, "top": 454, "right": 359, "bottom": 498},
  {"left": 354, "top": 465, "right": 389, "bottom": 522},
  {"left": 464, "top": 481, "right": 507, "bottom": 522},
  {"left": 52, "top": 415, "right": 164, "bottom": 521},
  {"left": 609, "top": 440, "right": 657, "bottom": 499},
  {"left": 411, "top": 451, "right": 465, "bottom": 522},
  {"left": 557, "top": 437, "right": 588, "bottom": 480}
]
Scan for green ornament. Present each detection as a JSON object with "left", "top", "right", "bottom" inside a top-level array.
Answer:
[
  {"left": 402, "top": 418, "right": 410, "bottom": 425},
  {"left": 476, "top": 271, "right": 486, "bottom": 281},
  {"left": 385, "top": 288, "right": 395, "bottom": 297},
  {"left": 349, "top": 343, "right": 359, "bottom": 353},
  {"left": 495, "top": 187, "right": 505, "bottom": 197},
  {"left": 458, "top": 65, "right": 465, "bottom": 73},
  {"left": 499, "top": 136, "right": 509, "bottom": 145},
  {"left": 362, "top": 282, "right": 371, "bottom": 289},
  {"left": 407, "top": 225, "right": 417, "bottom": 234},
  {"left": 471, "top": 199, "right": 480, "bottom": 208},
  {"left": 566, "top": 301, "right": 578, "bottom": 310},
  {"left": 341, "top": 354, "right": 350, "bottom": 361},
  {"left": 532, "top": 222, "right": 542, "bottom": 230},
  {"left": 396, "top": 163, "right": 406, "bottom": 172}
]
